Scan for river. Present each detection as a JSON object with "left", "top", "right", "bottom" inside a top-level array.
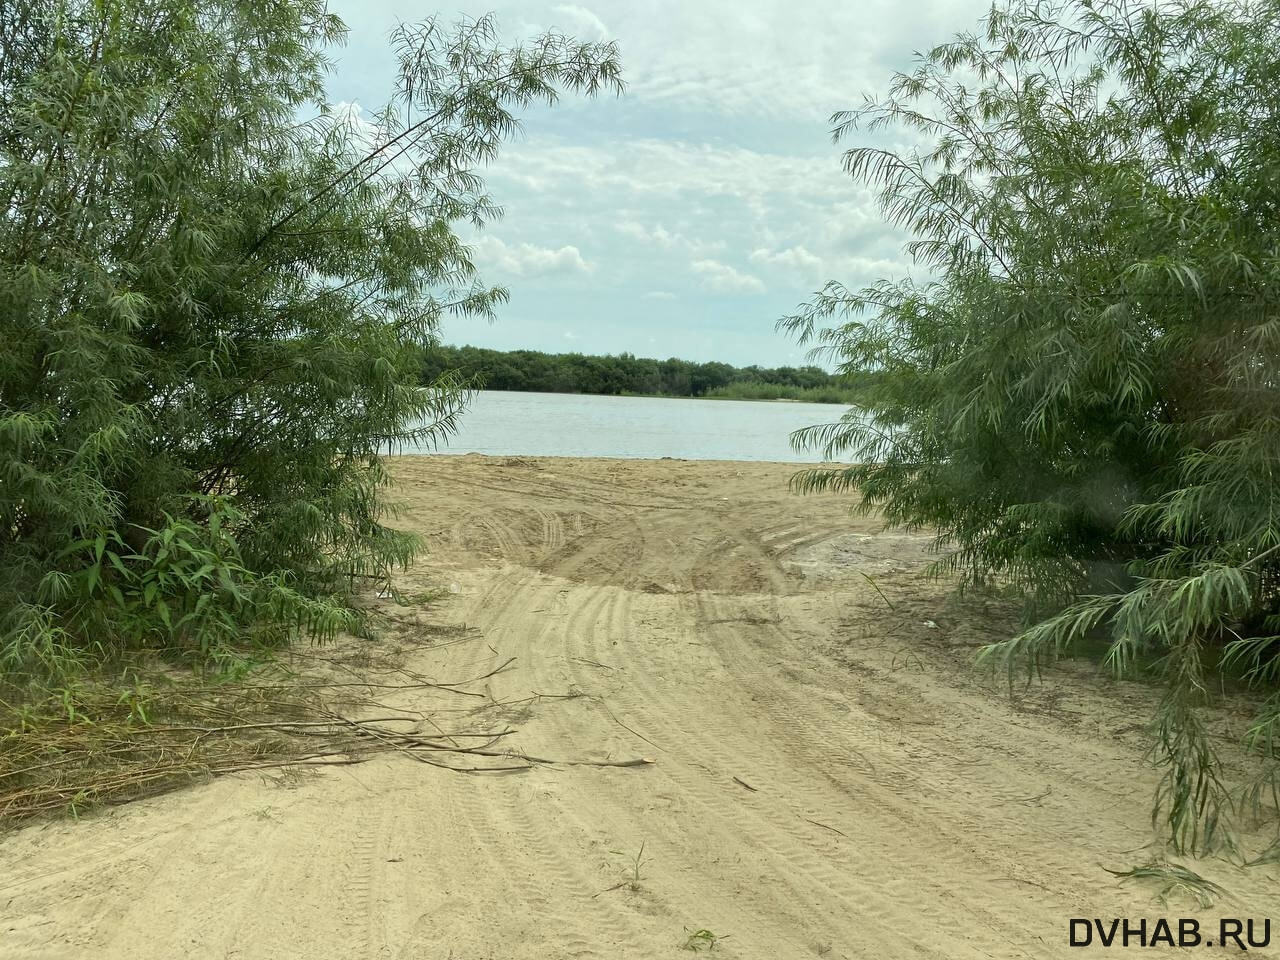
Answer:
[{"left": 415, "top": 390, "right": 848, "bottom": 462}]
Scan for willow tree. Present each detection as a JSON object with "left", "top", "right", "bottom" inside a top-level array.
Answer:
[
  {"left": 785, "top": 0, "right": 1280, "bottom": 853},
  {"left": 0, "top": 1, "right": 621, "bottom": 677}
]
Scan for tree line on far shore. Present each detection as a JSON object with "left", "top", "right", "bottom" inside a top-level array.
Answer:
[{"left": 420, "top": 344, "right": 856, "bottom": 403}]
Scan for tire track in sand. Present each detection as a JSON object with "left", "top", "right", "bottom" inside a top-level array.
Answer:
[
  {"left": 455, "top": 565, "right": 659, "bottom": 958},
  {"left": 533, "top": 504, "right": 1020, "bottom": 955},
  {"left": 576, "top": 585, "right": 977, "bottom": 958}
]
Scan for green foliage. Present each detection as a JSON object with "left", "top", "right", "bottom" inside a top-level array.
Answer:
[
  {"left": 784, "top": 0, "right": 1280, "bottom": 852},
  {"left": 38, "top": 496, "right": 358, "bottom": 671},
  {"left": 1102, "top": 861, "right": 1228, "bottom": 908},
  {"left": 681, "top": 928, "right": 728, "bottom": 952},
  {"left": 0, "top": 1, "right": 621, "bottom": 682},
  {"left": 420, "top": 343, "right": 851, "bottom": 400}
]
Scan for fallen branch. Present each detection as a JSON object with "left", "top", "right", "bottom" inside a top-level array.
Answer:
[{"left": 803, "top": 817, "right": 849, "bottom": 839}]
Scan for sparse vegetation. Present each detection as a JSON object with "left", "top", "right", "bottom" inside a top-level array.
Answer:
[
  {"left": 0, "top": 621, "right": 534, "bottom": 823},
  {"left": 597, "top": 840, "right": 651, "bottom": 896},
  {"left": 1102, "top": 861, "right": 1228, "bottom": 908},
  {"left": 682, "top": 928, "right": 728, "bottom": 952}
]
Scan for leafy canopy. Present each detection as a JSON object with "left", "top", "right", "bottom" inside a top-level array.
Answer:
[
  {"left": 785, "top": 0, "right": 1280, "bottom": 853},
  {"left": 0, "top": 0, "right": 621, "bottom": 679},
  {"left": 419, "top": 343, "right": 855, "bottom": 401}
]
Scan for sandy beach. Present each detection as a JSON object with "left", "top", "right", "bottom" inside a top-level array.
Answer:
[{"left": 2, "top": 455, "right": 1276, "bottom": 959}]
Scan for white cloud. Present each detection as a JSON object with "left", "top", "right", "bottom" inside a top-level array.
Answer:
[
  {"left": 615, "top": 220, "right": 723, "bottom": 255},
  {"left": 691, "top": 259, "right": 766, "bottom": 295},
  {"left": 551, "top": 4, "right": 610, "bottom": 39},
  {"left": 322, "top": 0, "right": 982, "bottom": 364},
  {"left": 494, "top": 137, "right": 852, "bottom": 208},
  {"left": 333, "top": 0, "right": 992, "bottom": 119},
  {"left": 597, "top": 0, "right": 989, "bottom": 119},
  {"left": 751, "top": 243, "right": 911, "bottom": 286},
  {"left": 471, "top": 235, "right": 592, "bottom": 277},
  {"left": 750, "top": 245, "right": 824, "bottom": 273},
  {"left": 616, "top": 220, "right": 673, "bottom": 246}
]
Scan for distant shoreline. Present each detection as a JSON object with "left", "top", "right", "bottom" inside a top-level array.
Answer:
[
  {"left": 421, "top": 344, "right": 858, "bottom": 404},
  {"left": 466, "top": 388, "right": 848, "bottom": 406}
]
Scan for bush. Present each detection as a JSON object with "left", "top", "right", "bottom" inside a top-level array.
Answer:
[
  {"left": 0, "top": 1, "right": 621, "bottom": 681},
  {"left": 786, "top": 0, "right": 1280, "bottom": 852}
]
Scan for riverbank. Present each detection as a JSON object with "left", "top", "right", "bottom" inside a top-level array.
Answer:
[
  {"left": 618, "top": 390, "right": 832, "bottom": 402},
  {"left": 3, "top": 455, "right": 1276, "bottom": 958},
  {"left": 466, "top": 387, "right": 847, "bottom": 403}
]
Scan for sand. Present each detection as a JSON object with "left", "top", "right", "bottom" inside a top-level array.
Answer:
[{"left": 2, "top": 455, "right": 1277, "bottom": 959}]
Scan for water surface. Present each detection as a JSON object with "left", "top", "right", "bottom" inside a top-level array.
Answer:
[{"left": 419, "top": 390, "right": 847, "bottom": 462}]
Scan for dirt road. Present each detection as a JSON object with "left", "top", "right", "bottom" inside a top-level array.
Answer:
[{"left": 2, "top": 456, "right": 1276, "bottom": 958}]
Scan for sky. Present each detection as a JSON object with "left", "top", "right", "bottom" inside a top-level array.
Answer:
[{"left": 324, "top": 0, "right": 993, "bottom": 367}]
